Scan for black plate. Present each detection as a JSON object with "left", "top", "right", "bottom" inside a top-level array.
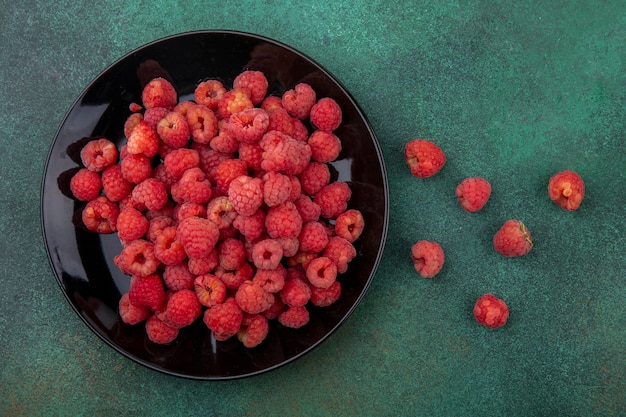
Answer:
[{"left": 41, "top": 30, "right": 389, "bottom": 380}]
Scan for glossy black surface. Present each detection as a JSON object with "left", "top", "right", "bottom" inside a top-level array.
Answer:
[{"left": 41, "top": 30, "right": 389, "bottom": 380}]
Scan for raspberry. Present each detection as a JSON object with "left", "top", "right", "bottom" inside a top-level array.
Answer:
[
  {"left": 119, "top": 292, "right": 152, "bottom": 325},
  {"left": 310, "top": 280, "right": 341, "bottom": 307},
  {"left": 411, "top": 240, "right": 445, "bottom": 278},
  {"left": 456, "top": 177, "right": 492, "bottom": 212},
  {"left": 299, "top": 162, "right": 331, "bottom": 196},
  {"left": 278, "top": 305, "right": 310, "bottom": 329},
  {"left": 164, "top": 148, "right": 200, "bottom": 179},
  {"left": 228, "top": 175, "right": 264, "bottom": 216},
  {"left": 177, "top": 216, "right": 220, "bottom": 259},
  {"left": 308, "top": 130, "right": 342, "bottom": 163},
  {"left": 493, "top": 219, "right": 533, "bottom": 257},
  {"left": 132, "top": 178, "right": 168, "bottom": 211},
  {"left": 265, "top": 201, "right": 303, "bottom": 239},
  {"left": 548, "top": 170, "right": 585, "bottom": 211},
  {"left": 154, "top": 226, "right": 187, "bottom": 266},
  {"left": 173, "top": 100, "right": 195, "bottom": 117},
  {"left": 228, "top": 108, "right": 269, "bottom": 144},
  {"left": 232, "top": 209, "right": 266, "bottom": 241},
  {"left": 187, "top": 249, "right": 219, "bottom": 275},
  {"left": 147, "top": 216, "right": 175, "bottom": 242},
  {"left": 80, "top": 138, "right": 118, "bottom": 172},
  {"left": 174, "top": 201, "right": 206, "bottom": 222},
  {"left": 127, "top": 121, "right": 159, "bottom": 157},
  {"left": 120, "top": 153, "right": 152, "bottom": 184},
  {"left": 81, "top": 196, "right": 119, "bottom": 233},
  {"left": 238, "top": 142, "right": 264, "bottom": 171},
  {"left": 171, "top": 167, "right": 213, "bottom": 204},
  {"left": 288, "top": 175, "right": 302, "bottom": 202},
  {"left": 116, "top": 207, "right": 149, "bottom": 242},
  {"left": 261, "top": 95, "right": 283, "bottom": 111},
  {"left": 280, "top": 276, "right": 311, "bottom": 307},
  {"left": 161, "top": 289, "right": 202, "bottom": 328},
  {"left": 314, "top": 182, "right": 352, "bottom": 219},
  {"left": 194, "top": 274, "right": 227, "bottom": 307},
  {"left": 235, "top": 280, "right": 274, "bottom": 314},
  {"left": 194, "top": 79, "right": 227, "bottom": 110},
  {"left": 128, "top": 273, "right": 165, "bottom": 311},
  {"left": 192, "top": 143, "right": 233, "bottom": 183},
  {"left": 203, "top": 298, "right": 243, "bottom": 341},
  {"left": 267, "top": 108, "right": 294, "bottom": 136},
  {"left": 220, "top": 262, "right": 254, "bottom": 290},
  {"left": 214, "top": 159, "right": 248, "bottom": 194},
  {"left": 145, "top": 200, "right": 175, "bottom": 220},
  {"left": 238, "top": 314, "right": 270, "bottom": 348},
  {"left": 157, "top": 111, "right": 190, "bottom": 148},
  {"left": 287, "top": 251, "right": 318, "bottom": 270},
  {"left": 114, "top": 239, "right": 159, "bottom": 277},
  {"left": 306, "top": 256, "right": 337, "bottom": 288},
  {"left": 262, "top": 297, "right": 285, "bottom": 320},
  {"left": 217, "top": 88, "right": 254, "bottom": 120},
  {"left": 291, "top": 118, "right": 309, "bottom": 142},
  {"left": 142, "top": 77, "right": 177, "bottom": 109},
  {"left": 298, "top": 221, "right": 330, "bottom": 253},
  {"left": 70, "top": 168, "right": 102, "bottom": 201},
  {"left": 294, "top": 195, "right": 321, "bottom": 223},
  {"left": 260, "top": 131, "right": 312, "bottom": 175},
  {"left": 277, "top": 237, "right": 300, "bottom": 258},
  {"left": 101, "top": 164, "right": 132, "bottom": 202},
  {"left": 253, "top": 266, "right": 287, "bottom": 293},
  {"left": 210, "top": 128, "right": 240, "bottom": 154},
  {"left": 143, "top": 107, "right": 170, "bottom": 128},
  {"left": 124, "top": 113, "right": 143, "bottom": 139},
  {"left": 251, "top": 239, "right": 284, "bottom": 270},
  {"left": 186, "top": 104, "right": 219, "bottom": 144},
  {"left": 145, "top": 315, "right": 179, "bottom": 344},
  {"left": 206, "top": 196, "right": 237, "bottom": 229},
  {"left": 335, "top": 209, "right": 364, "bottom": 242},
  {"left": 474, "top": 293, "right": 509, "bottom": 328},
  {"left": 310, "top": 97, "right": 342, "bottom": 132},
  {"left": 218, "top": 237, "right": 246, "bottom": 270},
  {"left": 323, "top": 236, "right": 356, "bottom": 274},
  {"left": 282, "top": 83, "right": 316, "bottom": 120},
  {"left": 162, "top": 262, "right": 195, "bottom": 291},
  {"left": 233, "top": 70, "right": 269, "bottom": 105},
  {"left": 404, "top": 139, "right": 447, "bottom": 178},
  {"left": 262, "top": 171, "right": 292, "bottom": 207}
]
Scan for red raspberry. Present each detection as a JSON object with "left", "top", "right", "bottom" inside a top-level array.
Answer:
[
  {"left": 187, "top": 249, "right": 219, "bottom": 275},
  {"left": 119, "top": 292, "right": 152, "bottom": 325},
  {"left": 232, "top": 209, "right": 266, "bottom": 241},
  {"left": 291, "top": 118, "right": 309, "bottom": 142},
  {"left": 474, "top": 293, "right": 509, "bottom": 328},
  {"left": 548, "top": 170, "right": 585, "bottom": 211},
  {"left": 228, "top": 175, "right": 264, "bottom": 216},
  {"left": 177, "top": 216, "right": 220, "bottom": 259},
  {"left": 251, "top": 239, "right": 284, "bottom": 270},
  {"left": 261, "top": 95, "right": 283, "bottom": 111},
  {"left": 267, "top": 107, "right": 294, "bottom": 136},
  {"left": 262, "top": 171, "right": 292, "bottom": 207},
  {"left": 280, "top": 276, "right": 311, "bottom": 307},
  {"left": 145, "top": 315, "right": 179, "bottom": 344},
  {"left": 411, "top": 240, "right": 445, "bottom": 278},
  {"left": 120, "top": 153, "right": 152, "bottom": 184},
  {"left": 306, "top": 256, "right": 337, "bottom": 288},
  {"left": 310, "top": 97, "right": 342, "bottom": 132},
  {"left": 101, "top": 164, "right": 132, "bottom": 202},
  {"left": 288, "top": 175, "right": 302, "bottom": 202},
  {"left": 260, "top": 131, "right": 312, "bottom": 175},
  {"left": 194, "top": 79, "right": 227, "bottom": 110},
  {"left": 335, "top": 209, "right": 365, "bottom": 242},
  {"left": 142, "top": 77, "right": 177, "bottom": 109},
  {"left": 70, "top": 168, "right": 102, "bottom": 201},
  {"left": 314, "top": 182, "right": 352, "bottom": 219},
  {"left": 206, "top": 196, "right": 237, "bottom": 229},
  {"left": 308, "top": 130, "right": 342, "bottom": 163},
  {"left": 323, "top": 236, "right": 356, "bottom": 274},
  {"left": 132, "top": 178, "right": 168, "bottom": 211},
  {"left": 282, "top": 83, "right": 316, "bottom": 120},
  {"left": 114, "top": 239, "right": 159, "bottom": 277},
  {"left": 277, "top": 237, "right": 300, "bottom": 258},
  {"left": 128, "top": 273, "right": 165, "bottom": 311},
  {"left": 299, "top": 162, "right": 330, "bottom": 197},
  {"left": 80, "top": 138, "right": 118, "bottom": 172},
  {"left": 147, "top": 215, "right": 175, "bottom": 242},
  {"left": 218, "top": 237, "right": 246, "bottom": 270},
  {"left": 163, "top": 148, "right": 200, "bottom": 179},
  {"left": 238, "top": 142, "right": 264, "bottom": 171},
  {"left": 171, "top": 167, "right": 213, "bottom": 204},
  {"left": 143, "top": 107, "right": 170, "bottom": 128},
  {"left": 217, "top": 88, "right": 254, "bottom": 120},
  {"left": 278, "top": 305, "right": 309, "bottom": 329},
  {"left": 154, "top": 226, "right": 186, "bottom": 266},
  {"left": 127, "top": 121, "right": 159, "bottom": 157},
  {"left": 294, "top": 195, "right": 322, "bottom": 223},
  {"left": 186, "top": 104, "right": 219, "bottom": 144},
  {"left": 235, "top": 280, "right": 274, "bottom": 314},
  {"left": 174, "top": 201, "right": 206, "bottom": 222},
  {"left": 233, "top": 70, "right": 269, "bottom": 105},
  {"left": 214, "top": 159, "right": 248, "bottom": 194},
  {"left": 194, "top": 274, "right": 227, "bottom": 307},
  {"left": 456, "top": 177, "right": 492, "bottom": 212},
  {"left": 192, "top": 143, "right": 233, "bottom": 183},
  {"left": 161, "top": 289, "right": 202, "bottom": 328},
  {"left": 145, "top": 200, "right": 175, "bottom": 220},
  {"left": 238, "top": 314, "right": 269, "bottom": 348},
  {"left": 124, "top": 113, "right": 143, "bottom": 139},
  {"left": 493, "top": 219, "right": 533, "bottom": 257},
  {"left": 203, "top": 298, "right": 244, "bottom": 341},
  {"left": 262, "top": 297, "right": 286, "bottom": 320},
  {"left": 82, "top": 196, "right": 119, "bottom": 233},
  {"left": 173, "top": 100, "right": 195, "bottom": 117},
  {"left": 162, "top": 262, "right": 195, "bottom": 291},
  {"left": 157, "top": 111, "right": 190, "bottom": 148},
  {"left": 220, "top": 262, "right": 254, "bottom": 290},
  {"left": 210, "top": 128, "right": 240, "bottom": 154},
  {"left": 265, "top": 201, "right": 303, "bottom": 239},
  {"left": 298, "top": 221, "right": 330, "bottom": 253},
  {"left": 310, "top": 280, "right": 341, "bottom": 307},
  {"left": 404, "top": 139, "right": 447, "bottom": 178},
  {"left": 152, "top": 163, "right": 178, "bottom": 191},
  {"left": 287, "top": 251, "right": 318, "bottom": 270},
  {"left": 116, "top": 207, "right": 149, "bottom": 242},
  {"left": 227, "top": 108, "right": 269, "bottom": 144},
  {"left": 253, "top": 266, "right": 287, "bottom": 293}
]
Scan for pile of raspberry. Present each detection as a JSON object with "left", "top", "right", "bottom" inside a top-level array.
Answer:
[{"left": 69, "top": 72, "right": 365, "bottom": 347}]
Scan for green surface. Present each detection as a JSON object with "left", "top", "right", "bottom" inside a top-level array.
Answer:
[{"left": 1, "top": 0, "right": 624, "bottom": 416}]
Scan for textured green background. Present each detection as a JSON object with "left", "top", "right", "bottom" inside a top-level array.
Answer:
[{"left": 1, "top": 0, "right": 624, "bottom": 416}]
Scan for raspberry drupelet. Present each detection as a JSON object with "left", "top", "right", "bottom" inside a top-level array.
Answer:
[
  {"left": 81, "top": 196, "right": 119, "bottom": 233},
  {"left": 70, "top": 168, "right": 102, "bottom": 201},
  {"left": 548, "top": 170, "right": 585, "bottom": 211},
  {"left": 474, "top": 293, "right": 509, "bottom": 328},
  {"left": 411, "top": 240, "right": 445, "bottom": 278},
  {"left": 456, "top": 177, "right": 492, "bottom": 212},
  {"left": 310, "top": 97, "right": 342, "bottom": 132},
  {"left": 80, "top": 138, "right": 118, "bottom": 172}
]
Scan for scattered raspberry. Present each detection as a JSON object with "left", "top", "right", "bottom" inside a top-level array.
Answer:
[
  {"left": 154, "top": 226, "right": 187, "bottom": 266},
  {"left": 194, "top": 274, "right": 227, "bottom": 307},
  {"left": 143, "top": 107, "right": 170, "bottom": 128},
  {"left": 308, "top": 130, "right": 342, "bottom": 163},
  {"left": 132, "top": 178, "right": 168, "bottom": 211},
  {"left": 145, "top": 315, "right": 179, "bottom": 344},
  {"left": 294, "top": 195, "right": 322, "bottom": 223},
  {"left": 228, "top": 108, "right": 269, "bottom": 144},
  {"left": 232, "top": 209, "right": 266, "bottom": 241},
  {"left": 238, "top": 313, "right": 270, "bottom": 348},
  {"left": 162, "top": 262, "right": 195, "bottom": 291},
  {"left": 228, "top": 175, "right": 264, "bottom": 216},
  {"left": 278, "top": 305, "right": 309, "bottom": 329},
  {"left": 298, "top": 221, "right": 330, "bottom": 253},
  {"left": 157, "top": 111, "right": 190, "bottom": 148},
  {"left": 217, "top": 88, "right": 254, "bottom": 120},
  {"left": 235, "top": 280, "right": 274, "bottom": 314},
  {"left": 233, "top": 70, "right": 269, "bottom": 105},
  {"left": 262, "top": 171, "right": 292, "bottom": 207},
  {"left": 171, "top": 167, "right": 213, "bottom": 204},
  {"left": 101, "top": 164, "right": 132, "bottom": 202},
  {"left": 128, "top": 273, "right": 165, "bottom": 311},
  {"left": 124, "top": 113, "right": 143, "bottom": 139},
  {"left": 260, "top": 131, "right": 312, "bottom": 175},
  {"left": 267, "top": 107, "right": 294, "bottom": 136},
  {"left": 187, "top": 249, "right": 219, "bottom": 275},
  {"left": 218, "top": 237, "right": 247, "bottom": 270},
  {"left": 206, "top": 196, "right": 237, "bottom": 229},
  {"left": 306, "top": 256, "right": 337, "bottom": 289},
  {"left": 238, "top": 142, "right": 264, "bottom": 171},
  {"left": 120, "top": 153, "right": 152, "bottom": 184},
  {"left": 119, "top": 292, "right": 152, "bottom": 325},
  {"left": 310, "top": 280, "right": 342, "bottom": 307},
  {"left": 548, "top": 170, "right": 585, "bottom": 211},
  {"left": 280, "top": 276, "right": 311, "bottom": 307},
  {"left": 251, "top": 239, "right": 284, "bottom": 270},
  {"left": 493, "top": 219, "right": 533, "bottom": 257},
  {"left": 204, "top": 298, "right": 244, "bottom": 341},
  {"left": 456, "top": 177, "right": 492, "bottom": 212},
  {"left": 214, "top": 159, "right": 248, "bottom": 194},
  {"left": 265, "top": 201, "right": 303, "bottom": 239},
  {"left": 335, "top": 209, "right": 364, "bottom": 242},
  {"left": 70, "top": 168, "right": 102, "bottom": 201},
  {"left": 404, "top": 139, "right": 446, "bottom": 178},
  {"left": 282, "top": 83, "right": 316, "bottom": 120},
  {"left": 129, "top": 102, "right": 143, "bottom": 112},
  {"left": 80, "top": 138, "right": 118, "bottom": 172},
  {"left": 194, "top": 79, "right": 227, "bottom": 110},
  {"left": 81, "top": 196, "right": 119, "bottom": 233},
  {"left": 114, "top": 239, "right": 159, "bottom": 277},
  {"left": 127, "top": 121, "right": 159, "bottom": 157},
  {"left": 411, "top": 240, "right": 445, "bottom": 278},
  {"left": 161, "top": 289, "right": 202, "bottom": 328},
  {"left": 323, "top": 236, "right": 356, "bottom": 274},
  {"left": 116, "top": 207, "right": 149, "bottom": 242},
  {"left": 474, "top": 293, "right": 509, "bottom": 328},
  {"left": 310, "top": 97, "right": 342, "bottom": 132},
  {"left": 314, "top": 182, "right": 352, "bottom": 219},
  {"left": 186, "top": 104, "right": 219, "bottom": 144},
  {"left": 177, "top": 216, "right": 220, "bottom": 259},
  {"left": 142, "top": 77, "right": 177, "bottom": 109}
]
